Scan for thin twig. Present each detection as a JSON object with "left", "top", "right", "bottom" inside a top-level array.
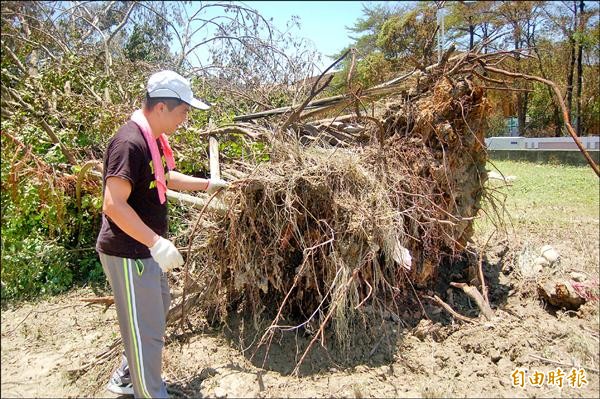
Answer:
[{"left": 425, "top": 295, "right": 476, "bottom": 324}]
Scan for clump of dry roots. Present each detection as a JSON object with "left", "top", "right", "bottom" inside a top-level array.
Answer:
[{"left": 180, "top": 74, "right": 490, "bottom": 369}]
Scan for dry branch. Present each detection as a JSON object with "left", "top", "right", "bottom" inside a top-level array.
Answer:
[
  {"left": 81, "top": 296, "right": 114, "bottom": 305},
  {"left": 450, "top": 282, "right": 494, "bottom": 320},
  {"left": 190, "top": 125, "right": 267, "bottom": 139},
  {"left": 480, "top": 65, "right": 599, "bottom": 177},
  {"left": 425, "top": 294, "right": 476, "bottom": 324},
  {"left": 279, "top": 49, "right": 350, "bottom": 133}
]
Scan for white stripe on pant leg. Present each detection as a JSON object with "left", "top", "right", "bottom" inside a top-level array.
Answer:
[{"left": 127, "top": 258, "right": 151, "bottom": 397}]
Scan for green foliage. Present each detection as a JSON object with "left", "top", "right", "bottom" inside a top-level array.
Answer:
[
  {"left": 0, "top": 178, "right": 104, "bottom": 301},
  {"left": 376, "top": 14, "right": 409, "bottom": 58},
  {"left": 0, "top": 49, "right": 148, "bottom": 302},
  {"left": 125, "top": 20, "right": 173, "bottom": 63},
  {"left": 355, "top": 52, "right": 393, "bottom": 87},
  {"left": 376, "top": 5, "right": 437, "bottom": 63},
  {"left": 485, "top": 114, "right": 507, "bottom": 138},
  {"left": 345, "top": 3, "right": 402, "bottom": 55},
  {"left": 329, "top": 2, "right": 438, "bottom": 93},
  {"left": 266, "top": 88, "right": 293, "bottom": 109},
  {"left": 527, "top": 83, "right": 555, "bottom": 131},
  {"left": 220, "top": 136, "right": 270, "bottom": 164},
  {"left": 0, "top": 130, "right": 103, "bottom": 301},
  {"left": 1, "top": 238, "right": 73, "bottom": 300}
]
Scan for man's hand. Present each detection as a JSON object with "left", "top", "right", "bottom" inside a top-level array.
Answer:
[
  {"left": 149, "top": 237, "right": 184, "bottom": 272},
  {"left": 206, "top": 178, "right": 229, "bottom": 195}
]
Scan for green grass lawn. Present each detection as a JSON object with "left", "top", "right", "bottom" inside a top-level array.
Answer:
[{"left": 482, "top": 160, "right": 599, "bottom": 228}]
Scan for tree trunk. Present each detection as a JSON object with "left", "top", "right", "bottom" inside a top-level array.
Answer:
[
  {"left": 575, "top": 0, "right": 584, "bottom": 135},
  {"left": 532, "top": 35, "right": 563, "bottom": 137},
  {"left": 566, "top": 1, "right": 577, "bottom": 116},
  {"left": 552, "top": 108, "right": 561, "bottom": 137},
  {"left": 482, "top": 23, "right": 489, "bottom": 54},
  {"left": 517, "top": 92, "right": 528, "bottom": 136},
  {"left": 469, "top": 22, "right": 474, "bottom": 50},
  {"left": 566, "top": 39, "right": 575, "bottom": 115},
  {"left": 514, "top": 27, "right": 528, "bottom": 136}
]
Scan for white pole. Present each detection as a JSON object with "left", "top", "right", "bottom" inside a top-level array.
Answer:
[
  {"left": 208, "top": 117, "right": 220, "bottom": 180},
  {"left": 441, "top": 7, "right": 445, "bottom": 55},
  {"left": 437, "top": 7, "right": 445, "bottom": 62}
]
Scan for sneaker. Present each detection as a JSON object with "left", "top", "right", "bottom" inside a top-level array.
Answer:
[{"left": 107, "top": 373, "right": 134, "bottom": 395}]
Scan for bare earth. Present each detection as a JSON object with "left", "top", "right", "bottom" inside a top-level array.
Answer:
[{"left": 2, "top": 224, "right": 599, "bottom": 398}]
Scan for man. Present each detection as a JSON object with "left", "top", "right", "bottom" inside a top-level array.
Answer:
[{"left": 96, "top": 70, "right": 227, "bottom": 398}]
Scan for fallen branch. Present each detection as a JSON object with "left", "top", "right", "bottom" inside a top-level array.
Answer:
[
  {"left": 425, "top": 294, "right": 476, "bottom": 324},
  {"left": 81, "top": 296, "right": 114, "bottom": 305},
  {"left": 189, "top": 125, "right": 267, "bottom": 140},
  {"left": 450, "top": 282, "right": 494, "bottom": 320},
  {"left": 81, "top": 296, "right": 114, "bottom": 313},
  {"left": 233, "top": 72, "right": 409, "bottom": 122},
  {"left": 279, "top": 49, "right": 350, "bottom": 134}
]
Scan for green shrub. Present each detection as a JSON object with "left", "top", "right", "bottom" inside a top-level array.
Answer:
[
  {"left": 1, "top": 237, "right": 73, "bottom": 299},
  {"left": 0, "top": 131, "right": 104, "bottom": 301}
]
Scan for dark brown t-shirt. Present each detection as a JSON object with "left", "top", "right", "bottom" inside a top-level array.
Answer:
[{"left": 96, "top": 121, "right": 170, "bottom": 258}]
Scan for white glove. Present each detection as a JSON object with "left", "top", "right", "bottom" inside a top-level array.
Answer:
[
  {"left": 149, "top": 237, "right": 183, "bottom": 272},
  {"left": 206, "top": 178, "right": 229, "bottom": 195}
]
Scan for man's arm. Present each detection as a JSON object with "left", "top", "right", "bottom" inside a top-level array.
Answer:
[
  {"left": 167, "top": 171, "right": 209, "bottom": 191},
  {"left": 103, "top": 176, "right": 160, "bottom": 248}
]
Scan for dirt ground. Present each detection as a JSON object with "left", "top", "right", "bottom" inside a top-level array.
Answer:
[{"left": 2, "top": 199, "right": 599, "bottom": 398}]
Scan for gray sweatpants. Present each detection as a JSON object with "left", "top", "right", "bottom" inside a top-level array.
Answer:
[{"left": 99, "top": 252, "right": 170, "bottom": 398}]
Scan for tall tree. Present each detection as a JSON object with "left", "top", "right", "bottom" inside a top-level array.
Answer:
[
  {"left": 543, "top": 1, "right": 580, "bottom": 117},
  {"left": 445, "top": 1, "right": 498, "bottom": 52},
  {"left": 496, "top": 1, "right": 542, "bottom": 136},
  {"left": 328, "top": 2, "right": 407, "bottom": 90},
  {"left": 575, "top": 0, "right": 587, "bottom": 135},
  {"left": 376, "top": 2, "right": 438, "bottom": 68},
  {"left": 345, "top": 3, "right": 403, "bottom": 56}
]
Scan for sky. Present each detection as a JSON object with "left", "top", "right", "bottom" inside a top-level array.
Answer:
[{"left": 238, "top": 1, "right": 392, "bottom": 69}]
